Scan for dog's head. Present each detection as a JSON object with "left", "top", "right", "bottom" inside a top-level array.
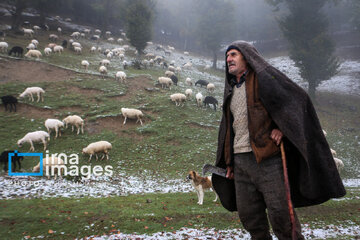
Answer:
[{"left": 186, "top": 170, "right": 198, "bottom": 181}]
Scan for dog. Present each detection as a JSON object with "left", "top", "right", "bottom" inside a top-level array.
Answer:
[{"left": 187, "top": 170, "right": 218, "bottom": 205}]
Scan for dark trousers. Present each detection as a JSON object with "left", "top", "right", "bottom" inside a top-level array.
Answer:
[{"left": 234, "top": 152, "right": 304, "bottom": 240}]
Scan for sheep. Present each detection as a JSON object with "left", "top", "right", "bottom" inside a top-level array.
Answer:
[
  {"left": 99, "top": 65, "right": 108, "bottom": 76},
  {"left": 185, "top": 89, "right": 193, "bottom": 99},
  {"left": 24, "top": 49, "right": 42, "bottom": 59},
  {"left": 1, "top": 95, "right": 18, "bottom": 112},
  {"left": 31, "top": 39, "right": 39, "bottom": 47},
  {"left": 70, "top": 31, "right": 80, "bottom": 39},
  {"left": 47, "top": 43, "right": 57, "bottom": 49},
  {"left": 333, "top": 157, "right": 344, "bottom": 172},
  {"left": 170, "top": 93, "right": 187, "bottom": 107},
  {"left": 170, "top": 75, "right": 178, "bottom": 86},
  {"left": 183, "top": 62, "right": 192, "bottom": 69},
  {"left": 203, "top": 96, "right": 218, "bottom": 111},
  {"left": 121, "top": 108, "right": 144, "bottom": 125},
  {"left": 49, "top": 34, "right": 58, "bottom": 42},
  {"left": 57, "top": 27, "right": 62, "bottom": 34},
  {"left": 196, "top": 92, "right": 203, "bottom": 107},
  {"left": 44, "top": 47, "right": 52, "bottom": 56},
  {"left": 158, "top": 77, "right": 173, "bottom": 89},
  {"left": 23, "top": 28, "right": 34, "bottom": 37},
  {"left": 115, "top": 71, "right": 127, "bottom": 83},
  {"left": 185, "top": 77, "right": 193, "bottom": 86},
  {"left": 26, "top": 43, "right": 36, "bottom": 50},
  {"left": 8, "top": 46, "right": 23, "bottom": 57},
  {"left": 17, "top": 131, "right": 50, "bottom": 151},
  {"left": 0, "top": 150, "right": 23, "bottom": 172},
  {"left": 62, "top": 40, "right": 67, "bottom": 48},
  {"left": 72, "top": 42, "right": 82, "bottom": 48},
  {"left": 53, "top": 45, "right": 64, "bottom": 54},
  {"left": 0, "top": 41, "right": 9, "bottom": 52},
  {"left": 82, "top": 141, "right": 112, "bottom": 161},
  {"left": 90, "top": 46, "right": 97, "bottom": 52},
  {"left": 81, "top": 60, "right": 90, "bottom": 70},
  {"left": 19, "top": 87, "right": 45, "bottom": 102},
  {"left": 44, "top": 119, "right": 64, "bottom": 139},
  {"left": 74, "top": 46, "right": 82, "bottom": 54},
  {"left": 100, "top": 59, "right": 110, "bottom": 66},
  {"left": 62, "top": 115, "right": 84, "bottom": 135},
  {"left": 195, "top": 80, "right": 209, "bottom": 88},
  {"left": 165, "top": 70, "right": 175, "bottom": 77},
  {"left": 207, "top": 83, "right": 215, "bottom": 92},
  {"left": 32, "top": 156, "right": 65, "bottom": 179}
]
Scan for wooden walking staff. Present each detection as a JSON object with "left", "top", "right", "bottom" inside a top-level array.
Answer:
[{"left": 280, "top": 141, "right": 296, "bottom": 240}]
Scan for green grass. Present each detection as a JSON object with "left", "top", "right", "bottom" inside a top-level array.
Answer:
[{"left": 0, "top": 190, "right": 359, "bottom": 240}]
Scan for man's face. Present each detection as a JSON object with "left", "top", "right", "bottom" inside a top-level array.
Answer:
[{"left": 226, "top": 49, "right": 247, "bottom": 77}]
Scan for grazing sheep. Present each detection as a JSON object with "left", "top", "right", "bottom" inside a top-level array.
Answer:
[
  {"left": 203, "top": 96, "right": 218, "bottom": 111},
  {"left": 19, "top": 87, "right": 45, "bottom": 102},
  {"left": 82, "top": 141, "right": 112, "bottom": 161},
  {"left": 33, "top": 156, "right": 65, "bottom": 179},
  {"left": 49, "top": 34, "right": 58, "bottom": 42},
  {"left": 44, "top": 119, "right": 64, "bottom": 139},
  {"left": 1, "top": 95, "right": 18, "bottom": 112},
  {"left": 8, "top": 46, "right": 23, "bottom": 57},
  {"left": 207, "top": 83, "right": 215, "bottom": 92},
  {"left": 183, "top": 62, "right": 192, "bottom": 69},
  {"left": 74, "top": 46, "right": 82, "bottom": 54},
  {"left": 100, "top": 59, "right": 110, "bottom": 66},
  {"left": 31, "top": 39, "right": 39, "bottom": 47},
  {"left": 23, "top": 28, "right": 34, "bottom": 37},
  {"left": 70, "top": 31, "right": 80, "bottom": 39},
  {"left": 165, "top": 70, "right": 175, "bottom": 77},
  {"left": 196, "top": 92, "right": 203, "bottom": 107},
  {"left": 53, "top": 45, "right": 63, "bottom": 54},
  {"left": 0, "top": 150, "right": 23, "bottom": 172},
  {"left": 115, "top": 71, "right": 127, "bottom": 83},
  {"left": 158, "top": 77, "right": 173, "bottom": 89},
  {"left": 185, "top": 78, "right": 193, "bottom": 86},
  {"left": 26, "top": 43, "right": 36, "bottom": 50},
  {"left": 62, "top": 115, "right": 84, "bottom": 135},
  {"left": 81, "top": 60, "right": 90, "bottom": 70},
  {"left": 44, "top": 47, "right": 52, "bottom": 56},
  {"left": 0, "top": 41, "right": 9, "bottom": 52},
  {"left": 195, "top": 80, "right": 209, "bottom": 88},
  {"left": 170, "top": 93, "right": 187, "bottom": 106},
  {"left": 99, "top": 65, "right": 108, "bottom": 76},
  {"left": 121, "top": 108, "right": 144, "bottom": 125},
  {"left": 90, "top": 46, "right": 96, "bottom": 52},
  {"left": 17, "top": 131, "right": 50, "bottom": 151},
  {"left": 62, "top": 40, "right": 67, "bottom": 48},
  {"left": 333, "top": 157, "right": 344, "bottom": 172},
  {"left": 170, "top": 75, "right": 178, "bottom": 86},
  {"left": 185, "top": 89, "right": 193, "bottom": 99},
  {"left": 24, "top": 49, "right": 42, "bottom": 59}
]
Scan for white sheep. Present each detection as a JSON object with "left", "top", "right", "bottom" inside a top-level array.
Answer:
[
  {"left": 207, "top": 83, "right": 215, "bottom": 92},
  {"left": 185, "top": 89, "right": 193, "bottom": 99},
  {"left": 17, "top": 130, "right": 50, "bottom": 151},
  {"left": 23, "top": 28, "right": 34, "bottom": 37},
  {"left": 26, "top": 43, "right": 36, "bottom": 50},
  {"left": 70, "top": 31, "right": 80, "bottom": 39},
  {"left": 183, "top": 62, "right": 192, "bottom": 69},
  {"left": 333, "top": 157, "right": 344, "bottom": 172},
  {"left": 90, "top": 46, "right": 97, "bottom": 52},
  {"left": 82, "top": 141, "right": 112, "bottom": 161},
  {"left": 121, "top": 108, "right": 144, "bottom": 125},
  {"left": 74, "top": 46, "right": 82, "bottom": 54},
  {"left": 196, "top": 92, "right": 203, "bottom": 107},
  {"left": 168, "top": 66, "right": 176, "bottom": 72},
  {"left": 0, "top": 42, "right": 8, "bottom": 53},
  {"left": 44, "top": 47, "right": 52, "bottom": 56},
  {"left": 49, "top": 34, "right": 58, "bottom": 41},
  {"left": 170, "top": 93, "right": 187, "bottom": 106},
  {"left": 100, "top": 59, "right": 110, "bottom": 66},
  {"left": 99, "top": 65, "right": 108, "bottom": 75},
  {"left": 33, "top": 156, "right": 65, "bottom": 179},
  {"left": 44, "top": 119, "right": 64, "bottom": 139},
  {"left": 158, "top": 77, "right": 173, "bottom": 89},
  {"left": 62, "top": 115, "right": 84, "bottom": 135},
  {"left": 81, "top": 60, "right": 90, "bottom": 70},
  {"left": 115, "top": 71, "right": 127, "bottom": 83},
  {"left": 31, "top": 39, "right": 39, "bottom": 47},
  {"left": 19, "top": 87, "right": 45, "bottom": 102},
  {"left": 24, "top": 49, "right": 42, "bottom": 59},
  {"left": 165, "top": 70, "right": 175, "bottom": 77},
  {"left": 53, "top": 45, "right": 63, "bottom": 54},
  {"left": 185, "top": 78, "right": 193, "bottom": 86}
]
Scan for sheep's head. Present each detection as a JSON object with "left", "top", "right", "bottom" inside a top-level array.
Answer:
[{"left": 17, "top": 139, "right": 23, "bottom": 147}]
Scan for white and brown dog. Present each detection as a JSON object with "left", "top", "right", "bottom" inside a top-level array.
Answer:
[{"left": 187, "top": 170, "right": 218, "bottom": 205}]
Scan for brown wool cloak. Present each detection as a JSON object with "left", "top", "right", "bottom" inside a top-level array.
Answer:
[{"left": 212, "top": 40, "right": 346, "bottom": 211}]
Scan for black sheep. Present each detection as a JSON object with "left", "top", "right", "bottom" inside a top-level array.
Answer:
[
  {"left": 0, "top": 150, "right": 23, "bottom": 172},
  {"left": 1, "top": 95, "right": 18, "bottom": 112},
  {"left": 195, "top": 80, "right": 209, "bottom": 88},
  {"left": 170, "top": 75, "right": 178, "bottom": 86},
  {"left": 8, "top": 46, "right": 24, "bottom": 57},
  {"left": 203, "top": 96, "right": 218, "bottom": 111},
  {"left": 62, "top": 39, "right": 68, "bottom": 48}
]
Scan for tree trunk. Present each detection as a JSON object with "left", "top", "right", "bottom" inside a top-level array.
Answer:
[
  {"left": 11, "top": 0, "right": 27, "bottom": 31},
  {"left": 212, "top": 50, "right": 217, "bottom": 69}
]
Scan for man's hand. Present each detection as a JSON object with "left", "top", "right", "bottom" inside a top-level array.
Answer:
[
  {"left": 270, "top": 129, "right": 283, "bottom": 146},
  {"left": 226, "top": 166, "right": 234, "bottom": 179}
]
